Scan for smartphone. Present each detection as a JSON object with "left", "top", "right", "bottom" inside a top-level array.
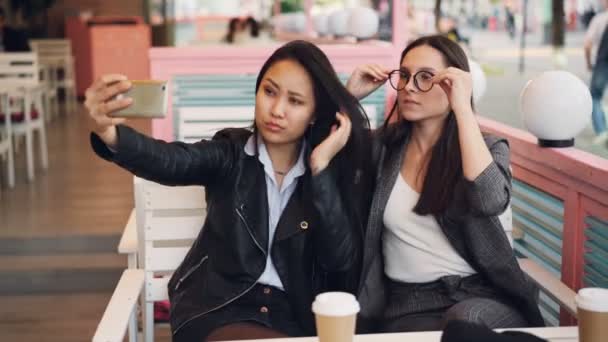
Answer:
[{"left": 110, "top": 80, "right": 168, "bottom": 118}]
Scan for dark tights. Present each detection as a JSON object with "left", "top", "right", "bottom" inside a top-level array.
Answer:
[{"left": 206, "top": 322, "right": 288, "bottom": 341}]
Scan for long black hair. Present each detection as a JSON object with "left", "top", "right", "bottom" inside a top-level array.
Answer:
[
  {"left": 383, "top": 35, "right": 472, "bottom": 216},
  {"left": 254, "top": 40, "right": 373, "bottom": 235}
]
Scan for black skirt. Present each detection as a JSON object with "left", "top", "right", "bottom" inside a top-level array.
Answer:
[{"left": 173, "top": 283, "right": 305, "bottom": 342}]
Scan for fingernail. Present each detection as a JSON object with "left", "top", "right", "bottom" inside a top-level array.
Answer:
[{"left": 125, "top": 81, "right": 132, "bottom": 88}]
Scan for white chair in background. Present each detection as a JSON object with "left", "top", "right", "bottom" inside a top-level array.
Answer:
[
  {"left": 29, "top": 39, "right": 77, "bottom": 114},
  {"left": 0, "top": 90, "right": 15, "bottom": 189},
  {"left": 0, "top": 52, "right": 48, "bottom": 182},
  {"left": 37, "top": 60, "right": 59, "bottom": 122}
]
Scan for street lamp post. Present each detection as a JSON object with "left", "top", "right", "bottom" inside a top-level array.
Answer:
[
  {"left": 519, "top": 0, "right": 529, "bottom": 74},
  {"left": 552, "top": 0, "right": 567, "bottom": 67}
]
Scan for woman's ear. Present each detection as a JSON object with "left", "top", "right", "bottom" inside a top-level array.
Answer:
[{"left": 309, "top": 115, "right": 316, "bottom": 126}]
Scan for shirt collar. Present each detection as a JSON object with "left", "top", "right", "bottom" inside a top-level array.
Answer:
[{"left": 244, "top": 133, "right": 307, "bottom": 180}]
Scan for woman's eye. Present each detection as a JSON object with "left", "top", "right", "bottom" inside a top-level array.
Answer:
[
  {"left": 421, "top": 74, "right": 432, "bottom": 80},
  {"left": 289, "top": 98, "right": 303, "bottom": 105},
  {"left": 264, "top": 87, "right": 275, "bottom": 96}
]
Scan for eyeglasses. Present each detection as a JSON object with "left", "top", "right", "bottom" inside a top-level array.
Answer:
[{"left": 388, "top": 69, "right": 435, "bottom": 93}]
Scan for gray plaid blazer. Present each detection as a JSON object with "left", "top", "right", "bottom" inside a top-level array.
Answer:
[{"left": 356, "top": 128, "right": 544, "bottom": 331}]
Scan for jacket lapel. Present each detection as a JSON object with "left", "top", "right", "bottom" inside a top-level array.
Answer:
[
  {"left": 236, "top": 156, "right": 269, "bottom": 254},
  {"left": 274, "top": 174, "right": 311, "bottom": 242},
  {"left": 360, "top": 136, "right": 408, "bottom": 286}
]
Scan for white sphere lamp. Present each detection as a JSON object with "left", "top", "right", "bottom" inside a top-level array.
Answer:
[
  {"left": 348, "top": 7, "right": 379, "bottom": 39},
  {"left": 468, "top": 59, "right": 486, "bottom": 105},
  {"left": 329, "top": 10, "right": 351, "bottom": 37},
  {"left": 520, "top": 71, "right": 592, "bottom": 148}
]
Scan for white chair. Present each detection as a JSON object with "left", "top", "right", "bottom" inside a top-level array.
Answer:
[
  {"left": 0, "top": 52, "right": 48, "bottom": 182},
  {"left": 119, "top": 209, "right": 138, "bottom": 270},
  {"left": 29, "top": 39, "right": 77, "bottom": 114},
  {"left": 0, "top": 91, "right": 15, "bottom": 189},
  {"left": 38, "top": 61, "right": 59, "bottom": 122},
  {"left": 94, "top": 177, "right": 206, "bottom": 342},
  {"left": 176, "top": 106, "right": 255, "bottom": 143}
]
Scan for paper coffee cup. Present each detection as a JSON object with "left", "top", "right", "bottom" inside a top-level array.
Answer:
[
  {"left": 576, "top": 287, "right": 608, "bottom": 342},
  {"left": 312, "top": 292, "right": 360, "bottom": 342}
]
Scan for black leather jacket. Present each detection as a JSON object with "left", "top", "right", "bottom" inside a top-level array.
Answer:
[{"left": 91, "top": 126, "right": 363, "bottom": 336}]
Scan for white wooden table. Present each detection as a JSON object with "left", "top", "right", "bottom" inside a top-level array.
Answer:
[{"left": 223, "top": 326, "right": 578, "bottom": 342}]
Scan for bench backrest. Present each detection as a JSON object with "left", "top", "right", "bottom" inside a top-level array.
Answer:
[{"left": 133, "top": 177, "right": 206, "bottom": 302}]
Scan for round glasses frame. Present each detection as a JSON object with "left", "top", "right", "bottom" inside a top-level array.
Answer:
[{"left": 388, "top": 69, "right": 435, "bottom": 93}]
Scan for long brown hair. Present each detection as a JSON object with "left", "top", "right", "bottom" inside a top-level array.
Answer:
[{"left": 382, "top": 35, "right": 472, "bottom": 216}]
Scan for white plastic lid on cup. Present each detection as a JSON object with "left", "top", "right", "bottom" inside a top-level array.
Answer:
[
  {"left": 312, "top": 292, "right": 360, "bottom": 317},
  {"left": 576, "top": 288, "right": 608, "bottom": 313}
]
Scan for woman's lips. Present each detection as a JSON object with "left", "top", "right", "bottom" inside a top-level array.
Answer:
[{"left": 265, "top": 122, "right": 284, "bottom": 132}]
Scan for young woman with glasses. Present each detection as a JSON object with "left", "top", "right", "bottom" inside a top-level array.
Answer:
[{"left": 346, "top": 35, "right": 544, "bottom": 333}]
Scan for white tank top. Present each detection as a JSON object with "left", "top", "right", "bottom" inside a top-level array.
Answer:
[{"left": 382, "top": 173, "right": 476, "bottom": 283}]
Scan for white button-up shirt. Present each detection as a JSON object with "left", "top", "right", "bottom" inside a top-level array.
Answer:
[{"left": 244, "top": 134, "right": 307, "bottom": 290}]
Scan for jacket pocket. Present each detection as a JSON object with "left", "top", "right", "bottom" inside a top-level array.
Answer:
[{"left": 174, "top": 255, "right": 208, "bottom": 291}]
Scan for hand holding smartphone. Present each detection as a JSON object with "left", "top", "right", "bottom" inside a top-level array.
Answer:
[{"left": 109, "top": 80, "right": 169, "bottom": 118}]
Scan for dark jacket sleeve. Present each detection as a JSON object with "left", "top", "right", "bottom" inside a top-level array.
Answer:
[
  {"left": 310, "top": 167, "right": 363, "bottom": 273},
  {"left": 463, "top": 135, "right": 512, "bottom": 217},
  {"left": 90, "top": 125, "right": 237, "bottom": 186}
]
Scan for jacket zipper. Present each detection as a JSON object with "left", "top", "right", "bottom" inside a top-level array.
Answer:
[
  {"left": 174, "top": 280, "right": 258, "bottom": 335},
  {"left": 311, "top": 258, "right": 316, "bottom": 290},
  {"left": 235, "top": 206, "right": 267, "bottom": 256},
  {"left": 174, "top": 255, "right": 208, "bottom": 291},
  {"left": 174, "top": 206, "right": 267, "bottom": 334}
]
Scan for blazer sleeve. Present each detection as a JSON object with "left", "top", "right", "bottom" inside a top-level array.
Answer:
[{"left": 463, "top": 136, "right": 512, "bottom": 217}]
